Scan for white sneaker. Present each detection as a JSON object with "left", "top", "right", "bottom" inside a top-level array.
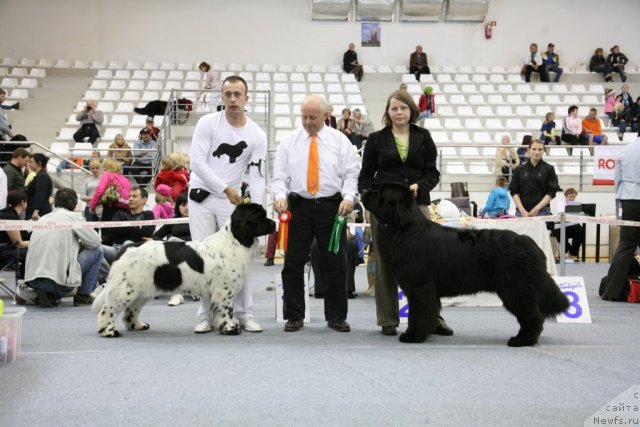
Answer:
[
  {"left": 193, "top": 319, "right": 212, "bottom": 334},
  {"left": 240, "top": 317, "right": 263, "bottom": 333},
  {"left": 15, "top": 282, "right": 38, "bottom": 305},
  {"left": 168, "top": 295, "right": 184, "bottom": 306}
]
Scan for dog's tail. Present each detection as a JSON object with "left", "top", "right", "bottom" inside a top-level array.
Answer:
[
  {"left": 539, "top": 276, "right": 570, "bottom": 316},
  {"left": 91, "top": 285, "right": 107, "bottom": 314}
]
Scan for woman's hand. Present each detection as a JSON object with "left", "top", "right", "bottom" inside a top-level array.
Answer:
[{"left": 409, "top": 184, "right": 418, "bottom": 197}]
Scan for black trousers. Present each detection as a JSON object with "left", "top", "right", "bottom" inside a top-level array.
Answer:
[
  {"left": 310, "top": 239, "right": 356, "bottom": 295},
  {"left": 604, "top": 200, "right": 640, "bottom": 299},
  {"left": 282, "top": 196, "right": 348, "bottom": 322},
  {"left": 132, "top": 161, "right": 152, "bottom": 185},
  {"left": 409, "top": 65, "right": 430, "bottom": 81},
  {"left": 73, "top": 124, "right": 100, "bottom": 143},
  {"left": 552, "top": 224, "right": 584, "bottom": 257},
  {"left": 525, "top": 65, "right": 549, "bottom": 82}
]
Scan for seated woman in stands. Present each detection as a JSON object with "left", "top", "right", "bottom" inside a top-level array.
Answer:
[{"left": 540, "top": 112, "right": 561, "bottom": 146}]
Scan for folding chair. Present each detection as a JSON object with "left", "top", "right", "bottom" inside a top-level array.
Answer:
[{"left": 0, "top": 243, "right": 26, "bottom": 298}]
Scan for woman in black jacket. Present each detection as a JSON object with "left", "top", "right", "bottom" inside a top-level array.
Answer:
[
  {"left": 358, "top": 89, "right": 451, "bottom": 337},
  {"left": 25, "top": 153, "right": 53, "bottom": 220}
]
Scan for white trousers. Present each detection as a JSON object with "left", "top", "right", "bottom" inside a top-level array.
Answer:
[{"left": 189, "top": 195, "right": 254, "bottom": 322}]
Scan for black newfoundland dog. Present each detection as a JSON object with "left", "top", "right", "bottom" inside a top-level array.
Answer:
[{"left": 362, "top": 183, "right": 569, "bottom": 347}]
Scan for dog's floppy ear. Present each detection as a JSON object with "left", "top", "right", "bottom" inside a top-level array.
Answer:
[
  {"left": 393, "top": 194, "right": 415, "bottom": 228},
  {"left": 361, "top": 189, "right": 377, "bottom": 212}
]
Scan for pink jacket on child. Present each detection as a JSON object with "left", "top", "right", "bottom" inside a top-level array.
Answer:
[
  {"left": 152, "top": 202, "right": 174, "bottom": 220},
  {"left": 605, "top": 95, "right": 616, "bottom": 114},
  {"left": 89, "top": 171, "right": 131, "bottom": 210}
]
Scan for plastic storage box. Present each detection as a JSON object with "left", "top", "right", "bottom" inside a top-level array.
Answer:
[{"left": 0, "top": 306, "right": 26, "bottom": 364}]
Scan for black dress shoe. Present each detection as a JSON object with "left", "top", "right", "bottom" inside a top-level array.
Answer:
[
  {"left": 284, "top": 319, "right": 303, "bottom": 332},
  {"left": 327, "top": 320, "right": 351, "bottom": 332},
  {"left": 264, "top": 258, "right": 274, "bottom": 266},
  {"left": 381, "top": 325, "right": 397, "bottom": 336},
  {"left": 434, "top": 317, "right": 454, "bottom": 336},
  {"left": 314, "top": 293, "right": 324, "bottom": 299},
  {"left": 347, "top": 291, "right": 357, "bottom": 299}
]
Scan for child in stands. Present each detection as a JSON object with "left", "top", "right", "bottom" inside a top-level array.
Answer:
[
  {"left": 480, "top": 176, "right": 510, "bottom": 218},
  {"left": 418, "top": 85, "right": 435, "bottom": 127},
  {"left": 540, "top": 112, "right": 561, "bottom": 146},
  {"left": 152, "top": 184, "right": 175, "bottom": 220}
]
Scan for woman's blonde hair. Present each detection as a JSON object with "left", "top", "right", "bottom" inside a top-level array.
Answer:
[
  {"left": 169, "top": 152, "right": 189, "bottom": 170},
  {"left": 160, "top": 155, "right": 177, "bottom": 171},
  {"left": 89, "top": 158, "right": 102, "bottom": 170},
  {"left": 102, "top": 157, "right": 123, "bottom": 174},
  {"left": 155, "top": 193, "right": 172, "bottom": 204}
]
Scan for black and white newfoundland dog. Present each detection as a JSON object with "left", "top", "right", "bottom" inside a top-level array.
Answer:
[
  {"left": 362, "top": 183, "right": 569, "bottom": 347},
  {"left": 92, "top": 203, "right": 276, "bottom": 338}
]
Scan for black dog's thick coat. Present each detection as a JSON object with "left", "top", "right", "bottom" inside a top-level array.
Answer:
[{"left": 363, "top": 183, "right": 569, "bottom": 347}]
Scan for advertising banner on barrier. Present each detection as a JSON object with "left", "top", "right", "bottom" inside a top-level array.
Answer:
[{"left": 592, "top": 145, "right": 618, "bottom": 185}]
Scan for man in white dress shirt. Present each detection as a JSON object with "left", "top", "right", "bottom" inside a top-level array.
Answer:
[
  {"left": 188, "top": 75, "right": 267, "bottom": 334},
  {"left": 271, "top": 94, "right": 361, "bottom": 333}
]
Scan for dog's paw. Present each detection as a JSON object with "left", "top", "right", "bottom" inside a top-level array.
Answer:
[
  {"left": 99, "top": 328, "right": 121, "bottom": 338},
  {"left": 219, "top": 323, "right": 242, "bottom": 336},
  {"left": 130, "top": 323, "right": 150, "bottom": 331},
  {"left": 507, "top": 335, "right": 537, "bottom": 347},
  {"left": 399, "top": 332, "right": 426, "bottom": 343}
]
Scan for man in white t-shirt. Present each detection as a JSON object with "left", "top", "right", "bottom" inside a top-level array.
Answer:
[{"left": 188, "top": 75, "right": 267, "bottom": 334}]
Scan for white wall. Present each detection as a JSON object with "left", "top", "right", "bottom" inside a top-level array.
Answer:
[{"left": 1, "top": 0, "right": 639, "bottom": 68}]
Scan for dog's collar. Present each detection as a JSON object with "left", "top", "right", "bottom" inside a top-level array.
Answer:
[{"left": 373, "top": 216, "right": 388, "bottom": 228}]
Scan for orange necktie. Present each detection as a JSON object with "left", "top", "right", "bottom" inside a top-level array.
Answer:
[{"left": 307, "top": 133, "right": 319, "bottom": 195}]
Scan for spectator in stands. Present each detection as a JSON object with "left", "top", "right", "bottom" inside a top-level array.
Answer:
[
  {"left": 601, "top": 135, "right": 640, "bottom": 301},
  {"left": 139, "top": 117, "right": 160, "bottom": 141},
  {"left": 552, "top": 188, "right": 584, "bottom": 262},
  {"left": 612, "top": 102, "right": 628, "bottom": 141},
  {"left": 152, "top": 184, "right": 174, "bottom": 220},
  {"left": 24, "top": 188, "right": 104, "bottom": 307},
  {"left": 606, "top": 45, "right": 628, "bottom": 83},
  {"left": 581, "top": 108, "right": 609, "bottom": 151},
  {"left": 523, "top": 43, "right": 549, "bottom": 83},
  {"left": 358, "top": 89, "right": 451, "bottom": 338},
  {"left": 132, "top": 128, "right": 157, "bottom": 186},
  {"left": 88, "top": 157, "right": 131, "bottom": 222},
  {"left": 509, "top": 139, "right": 560, "bottom": 224},
  {"left": 0, "top": 88, "right": 19, "bottom": 111},
  {"left": 517, "top": 134, "right": 532, "bottom": 164},
  {"left": 604, "top": 88, "right": 616, "bottom": 123},
  {"left": 399, "top": 83, "right": 408, "bottom": 92},
  {"left": 154, "top": 153, "right": 190, "bottom": 201},
  {"left": 324, "top": 103, "right": 337, "bottom": 129},
  {"left": 153, "top": 192, "right": 190, "bottom": 242},
  {"left": 0, "top": 89, "right": 14, "bottom": 141},
  {"left": 107, "top": 133, "right": 132, "bottom": 175},
  {"left": 338, "top": 107, "right": 355, "bottom": 142},
  {"left": 343, "top": 42, "right": 363, "bottom": 82},
  {"left": 3, "top": 147, "right": 29, "bottom": 191},
  {"left": 199, "top": 61, "right": 220, "bottom": 91},
  {"left": 630, "top": 97, "right": 640, "bottom": 134},
  {"left": 153, "top": 191, "right": 193, "bottom": 307},
  {"left": 0, "top": 190, "right": 29, "bottom": 281},
  {"left": 617, "top": 83, "right": 634, "bottom": 111},
  {"left": 25, "top": 153, "right": 52, "bottom": 221},
  {"left": 352, "top": 108, "right": 373, "bottom": 150},
  {"left": 561, "top": 105, "right": 583, "bottom": 152},
  {"left": 480, "top": 176, "right": 510, "bottom": 218},
  {"left": 80, "top": 158, "right": 102, "bottom": 221},
  {"left": 590, "top": 48, "right": 612, "bottom": 82},
  {"left": 409, "top": 45, "right": 430, "bottom": 82},
  {"left": 101, "top": 186, "right": 154, "bottom": 263},
  {"left": 73, "top": 100, "right": 103, "bottom": 145},
  {"left": 540, "top": 112, "right": 561, "bottom": 146},
  {"left": 418, "top": 86, "right": 435, "bottom": 127},
  {"left": 495, "top": 134, "right": 519, "bottom": 180},
  {"left": 542, "top": 43, "right": 563, "bottom": 83}
]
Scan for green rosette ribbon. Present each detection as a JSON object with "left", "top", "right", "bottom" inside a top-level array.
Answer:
[{"left": 328, "top": 214, "right": 347, "bottom": 254}]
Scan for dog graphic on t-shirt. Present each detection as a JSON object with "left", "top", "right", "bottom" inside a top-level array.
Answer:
[{"left": 212, "top": 140, "right": 248, "bottom": 163}]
